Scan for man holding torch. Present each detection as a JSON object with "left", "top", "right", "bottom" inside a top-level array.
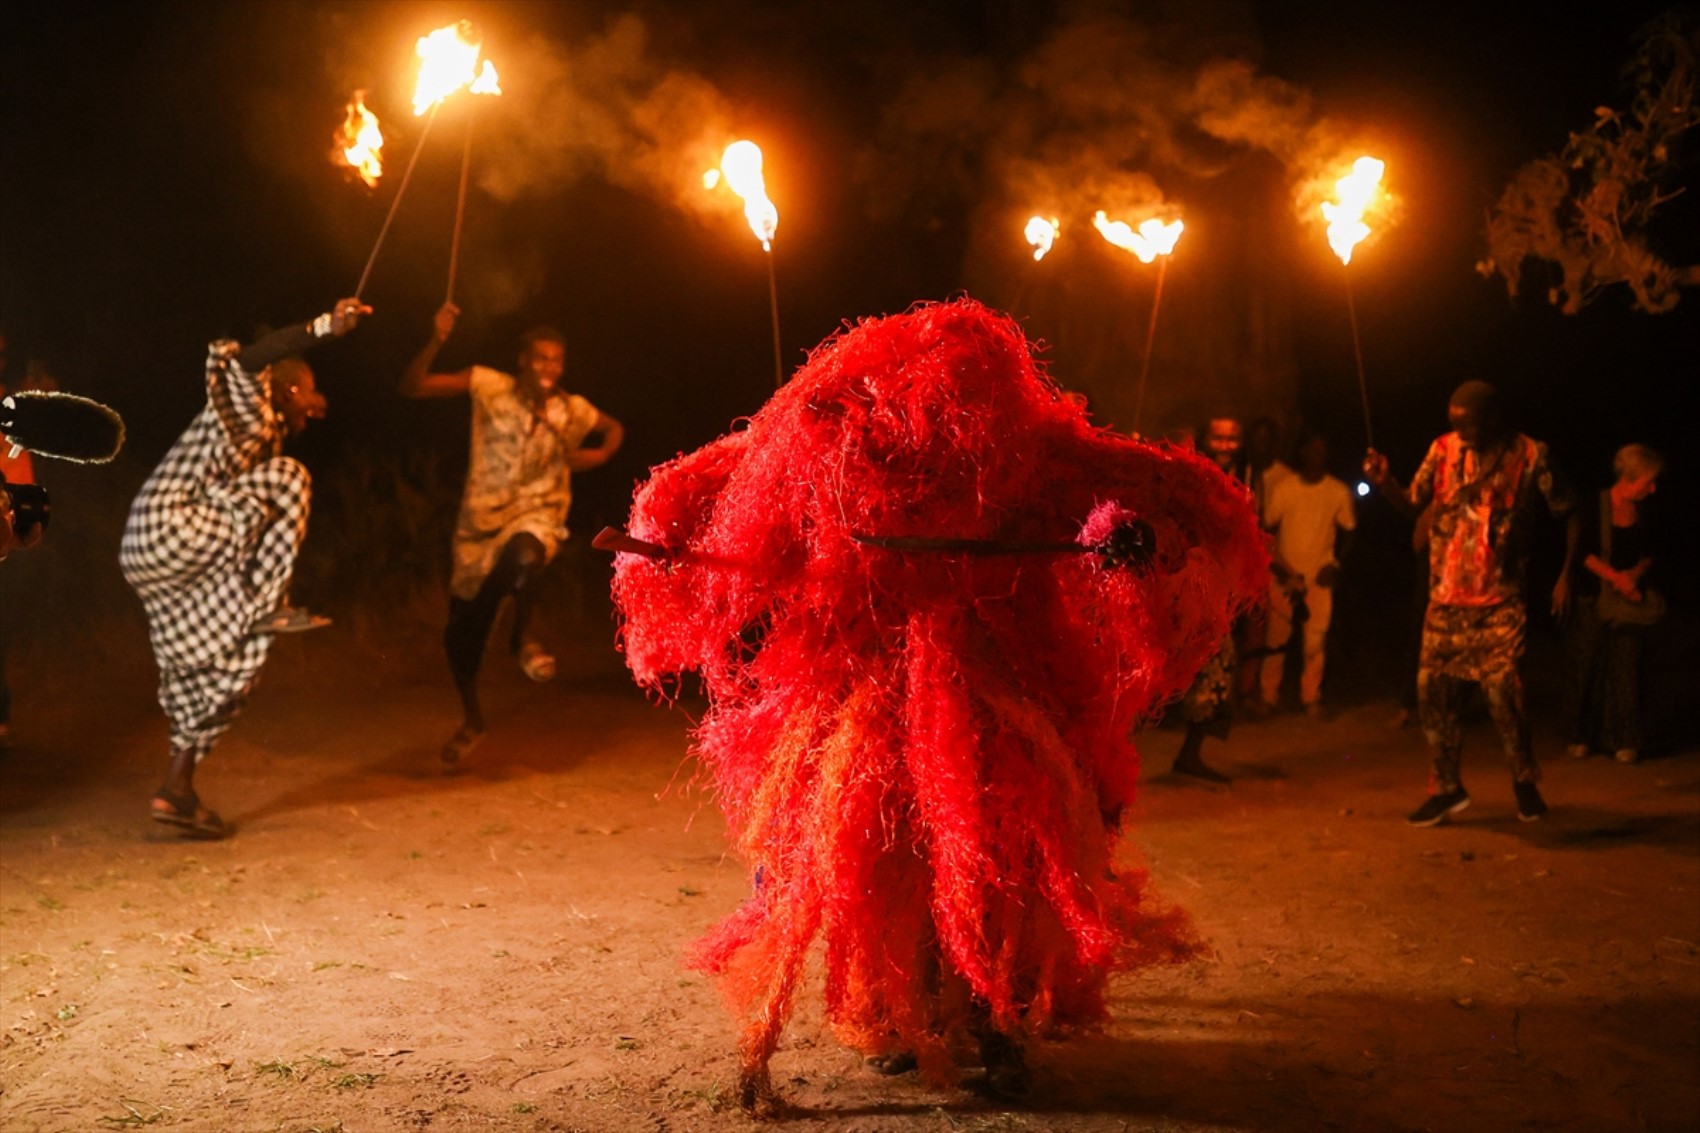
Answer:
[
  {"left": 121, "top": 297, "right": 369, "bottom": 839},
  {"left": 1364, "top": 381, "right": 1577, "bottom": 826},
  {"left": 402, "top": 303, "right": 624, "bottom": 766}
]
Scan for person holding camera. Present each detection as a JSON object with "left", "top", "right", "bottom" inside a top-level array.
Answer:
[{"left": 119, "top": 298, "right": 368, "bottom": 838}]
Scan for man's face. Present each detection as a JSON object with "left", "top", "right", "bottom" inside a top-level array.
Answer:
[
  {"left": 1205, "top": 418, "right": 1242, "bottom": 471},
  {"left": 273, "top": 362, "right": 327, "bottom": 436},
  {"left": 518, "top": 340, "right": 566, "bottom": 395},
  {"left": 1299, "top": 435, "right": 1329, "bottom": 477},
  {"left": 1448, "top": 404, "right": 1478, "bottom": 447}
]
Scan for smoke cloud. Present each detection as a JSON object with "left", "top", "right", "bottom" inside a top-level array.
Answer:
[
  {"left": 859, "top": 5, "right": 1379, "bottom": 233},
  {"left": 474, "top": 14, "right": 739, "bottom": 224}
]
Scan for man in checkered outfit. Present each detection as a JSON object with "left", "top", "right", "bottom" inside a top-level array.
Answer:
[{"left": 120, "top": 298, "right": 368, "bottom": 838}]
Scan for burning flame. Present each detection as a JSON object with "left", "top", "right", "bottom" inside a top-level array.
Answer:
[
  {"left": 413, "top": 22, "right": 502, "bottom": 115},
  {"left": 336, "top": 90, "right": 384, "bottom": 187},
  {"left": 716, "top": 140, "right": 778, "bottom": 251},
  {"left": 1025, "top": 216, "right": 1059, "bottom": 261},
  {"left": 469, "top": 60, "right": 501, "bottom": 97},
  {"left": 1320, "top": 156, "right": 1384, "bottom": 264},
  {"left": 1093, "top": 211, "right": 1184, "bottom": 264}
]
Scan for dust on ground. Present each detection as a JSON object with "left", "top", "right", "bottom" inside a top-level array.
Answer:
[{"left": 2, "top": 624, "right": 1697, "bottom": 1133}]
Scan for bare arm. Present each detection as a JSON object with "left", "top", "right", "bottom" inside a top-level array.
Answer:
[
  {"left": 400, "top": 303, "right": 473, "bottom": 399},
  {"left": 1363, "top": 448, "right": 1420, "bottom": 521},
  {"left": 565, "top": 410, "right": 624, "bottom": 472}
]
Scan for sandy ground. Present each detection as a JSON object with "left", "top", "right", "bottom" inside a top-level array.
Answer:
[{"left": 2, "top": 624, "right": 1698, "bottom": 1133}]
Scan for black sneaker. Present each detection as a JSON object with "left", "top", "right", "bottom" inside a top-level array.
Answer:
[
  {"left": 1172, "top": 752, "right": 1230, "bottom": 783},
  {"left": 1514, "top": 781, "right": 1548, "bottom": 822},
  {"left": 1407, "top": 788, "right": 1470, "bottom": 827}
]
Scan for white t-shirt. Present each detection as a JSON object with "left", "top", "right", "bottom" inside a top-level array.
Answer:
[{"left": 1264, "top": 473, "right": 1355, "bottom": 582}]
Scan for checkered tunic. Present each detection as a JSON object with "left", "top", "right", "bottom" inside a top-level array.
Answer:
[{"left": 119, "top": 340, "right": 310, "bottom": 760}]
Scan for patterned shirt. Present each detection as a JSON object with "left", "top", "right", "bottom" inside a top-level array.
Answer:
[
  {"left": 450, "top": 365, "right": 602, "bottom": 599},
  {"left": 1408, "top": 431, "right": 1570, "bottom": 608}
]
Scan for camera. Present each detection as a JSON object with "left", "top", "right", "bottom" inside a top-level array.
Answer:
[{"left": 1, "top": 468, "right": 50, "bottom": 541}]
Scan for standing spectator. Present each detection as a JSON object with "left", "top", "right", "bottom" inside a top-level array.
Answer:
[
  {"left": 402, "top": 303, "right": 625, "bottom": 767},
  {"left": 1172, "top": 412, "right": 1250, "bottom": 782},
  {"left": 1566, "top": 444, "right": 1665, "bottom": 764},
  {"left": 1238, "top": 416, "right": 1294, "bottom": 710},
  {"left": 1260, "top": 431, "right": 1356, "bottom": 718},
  {"left": 121, "top": 299, "right": 368, "bottom": 838},
  {"left": 1364, "top": 381, "right": 1578, "bottom": 826}
]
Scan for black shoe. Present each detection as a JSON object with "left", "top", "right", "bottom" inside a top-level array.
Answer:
[
  {"left": 864, "top": 1051, "right": 917, "bottom": 1076},
  {"left": 1407, "top": 788, "right": 1470, "bottom": 827},
  {"left": 979, "top": 1031, "right": 1032, "bottom": 1102},
  {"left": 1172, "top": 752, "right": 1230, "bottom": 783},
  {"left": 1514, "top": 781, "right": 1548, "bottom": 822}
]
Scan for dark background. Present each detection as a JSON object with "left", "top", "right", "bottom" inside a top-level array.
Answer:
[{"left": 4, "top": 0, "right": 1696, "bottom": 718}]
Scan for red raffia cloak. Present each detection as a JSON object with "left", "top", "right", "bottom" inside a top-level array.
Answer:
[{"left": 609, "top": 298, "right": 1267, "bottom": 1098}]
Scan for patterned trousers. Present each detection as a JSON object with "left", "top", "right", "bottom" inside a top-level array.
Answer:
[
  {"left": 123, "top": 457, "right": 311, "bottom": 760},
  {"left": 1417, "top": 600, "right": 1536, "bottom": 792}
]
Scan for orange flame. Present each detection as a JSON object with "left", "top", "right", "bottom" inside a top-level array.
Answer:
[
  {"left": 1025, "top": 216, "right": 1060, "bottom": 261},
  {"left": 469, "top": 60, "right": 501, "bottom": 97},
  {"left": 717, "top": 140, "right": 778, "bottom": 251},
  {"left": 335, "top": 90, "right": 384, "bottom": 187},
  {"left": 413, "top": 22, "right": 502, "bottom": 115},
  {"left": 1093, "top": 211, "right": 1184, "bottom": 263},
  {"left": 1321, "top": 156, "right": 1384, "bottom": 264}
]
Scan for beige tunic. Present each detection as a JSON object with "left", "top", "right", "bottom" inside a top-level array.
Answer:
[{"left": 451, "top": 365, "right": 601, "bottom": 599}]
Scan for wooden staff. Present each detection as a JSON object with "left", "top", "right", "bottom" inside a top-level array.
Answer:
[{"left": 355, "top": 103, "right": 440, "bottom": 299}]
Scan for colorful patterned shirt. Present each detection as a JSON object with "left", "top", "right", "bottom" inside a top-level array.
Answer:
[{"left": 1408, "top": 431, "right": 1570, "bottom": 608}]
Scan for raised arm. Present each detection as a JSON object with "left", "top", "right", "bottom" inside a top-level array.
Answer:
[
  {"left": 216, "top": 297, "right": 367, "bottom": 448},
  {"left": 400, "top": 303, "right": 474, "bottom": 398}
]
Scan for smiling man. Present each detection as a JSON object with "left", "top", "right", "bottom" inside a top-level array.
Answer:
[
  {"left": 403, "top": 303, "right": 624, "bottom": 767},
  {"left": 120, "top": 297, "right": 368, "bottom": 839}
]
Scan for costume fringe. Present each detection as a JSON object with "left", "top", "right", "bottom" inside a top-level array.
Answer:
[{"left": 611, "top": 299, "right": 1266, "bottom": 1086}]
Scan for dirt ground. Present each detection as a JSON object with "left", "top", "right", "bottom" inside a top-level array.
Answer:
[{"left": 2, "top": 621, "right": 1698, "bottom": 1133}]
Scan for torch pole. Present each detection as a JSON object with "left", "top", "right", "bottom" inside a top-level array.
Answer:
[
  {"left": 445, "top": 110, "right": 475, "bottom": 306},
  {"left": 1344, "top": 269, "right": 1375, "bottom": 451},
  {"left": 766, "top": 246, "right": 784, "bottom": 388},
  {"left": 1132, "top": 256, "right": 1168, "bottom": 436},
  {"left": 355, "top": 102, "right": 441, "bottom": 301}
]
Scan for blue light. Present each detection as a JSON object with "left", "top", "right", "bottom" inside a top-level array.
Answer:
[{"left": 1356, "top": 481, "right": 1371, "bottom": 497}]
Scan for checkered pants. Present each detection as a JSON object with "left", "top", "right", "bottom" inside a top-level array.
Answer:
[{"left": 122, "top": 455, "right": 311, "bottom": 759}]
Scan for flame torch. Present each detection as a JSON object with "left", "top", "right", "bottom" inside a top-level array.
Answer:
[
  {"left": 713, "top": 140, "right": 785, "bottom": 388},
  {"left": 334, "top": 91, "right": 384, "bottom": 189},
  {"left": 1321, "top": 156, "right": 1384, "bottom": 449},
  {"left": 1025, "top": 216, "right": 1059, "bottom": 262},
  {"left": 1094, "top": 210, "right": 1184, "bottom": 434},
  {"left": 353, "top": 22, "right": 500, "bottom": 301}
]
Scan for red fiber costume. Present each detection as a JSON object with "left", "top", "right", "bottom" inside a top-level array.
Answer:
[{"left": 609, "top": 299, "right": 1266, "bottom": 1104}]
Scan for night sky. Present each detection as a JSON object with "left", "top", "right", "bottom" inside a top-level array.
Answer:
[{"left": 4, "top": 1, "right": 1697, "bottom": 634}]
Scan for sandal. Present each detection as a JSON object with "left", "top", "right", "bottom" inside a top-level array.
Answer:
[
  {"left": 250, "top": 606, "right": 331, "bottom": 635},
  {"left": 441, "top": 725, "right": 484, "bottom": 767},
  {"left": 151, "top": 791, "right": 229, "bottom": 839},
  {"left": 517, "top": 641, "right": 557, "bottom": 683}
]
